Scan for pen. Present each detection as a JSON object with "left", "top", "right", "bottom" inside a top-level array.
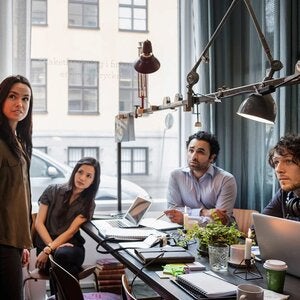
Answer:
[{"left": 155, "top": 204, "right": 177, "bottom": 220}]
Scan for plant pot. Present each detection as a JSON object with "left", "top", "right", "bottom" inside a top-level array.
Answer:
[
  {"left": 198, "top": 244, "right": 209, "bottom": 257},
  {"left": 208, "top": 244, "right": 229, "bottom": 272}
]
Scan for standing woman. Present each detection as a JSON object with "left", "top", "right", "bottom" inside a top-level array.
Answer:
[
  {"left": 0, "top": 75, "right": 33, "bottom": 299},
  {"left": 34, "top": 157, "right": 100, "bottom": 279}
]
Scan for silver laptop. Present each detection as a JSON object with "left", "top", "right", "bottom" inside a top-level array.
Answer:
[
  {"left": 253, "top": 213, "right": 300, "bottom": 277},
  {"left": 98, "top": 197, "right": 152, "bottom": 228}
]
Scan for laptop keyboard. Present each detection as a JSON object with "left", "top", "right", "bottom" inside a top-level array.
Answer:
[{"left": 107, "top": 219, "right": 128, "bottom": 228}]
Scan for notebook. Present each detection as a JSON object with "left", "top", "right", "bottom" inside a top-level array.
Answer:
[
  {"left": 97, "top": 197, "right": 152, "bottom": 228},
  {"left": 174, "top": 272, "right": 237, "bottom": 298},
  {"left": 253, "top": 213, "right": 300, "bottom": 277},
  {"left": 92, "top": 219, "right": 166, "bottom": 241}
]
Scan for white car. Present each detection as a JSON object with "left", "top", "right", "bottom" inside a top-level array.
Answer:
[{"left": 30, "top": 149, "right": 150, "bottom": 212}]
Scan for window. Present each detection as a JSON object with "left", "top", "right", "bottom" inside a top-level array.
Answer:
[
  {"left": 31, "top": 59, "right": 47, "bottom": 112},
  {"left": 119, "top": 63, "right": 138, "bottom": 112},
  {"left": 69, "top": 0, "right": 99, "bottom": 28},
  {"left": 32, "top": 0, "right": 47, "bottom": 25},
  {"left": 68, "top": 61, "right": 99, "bottom": 114},
  {"left": 68, "top": 147, "right": 99, "bottom": 167},
  {"left": 119, "top": 0, "right": 147, "bottom": 31},
  {"left": 34, "top": 147, "right": 47, "bottom": 153},
  {"left": 122, "top": 147, "right": 148, "bottom": 175}
]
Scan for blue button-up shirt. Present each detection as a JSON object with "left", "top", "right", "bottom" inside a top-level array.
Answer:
[{"left": 167, "top": 164, "right": 237, "bottom": 224}]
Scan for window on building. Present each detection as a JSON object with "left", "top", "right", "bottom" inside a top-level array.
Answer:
[
  {"left": 119, "top": 0, "right": 147, "bottom": 31},
  {"left": 68, "top": 147, "right": 99, "bottom": 167},
  {"left": 121, "top": 147, "right": 148, "bottom": 175},
  {"left": 32, "top": 0, "right": 47, "bottom": 25},
  {"left": 119, "top": 63, "right": 138, "bottom": 112},
  {"left": 31, "top": 59, "right": 47, "bottom": 112},
  {"left": 69, "top": 0, "right": 99, "bottom": 28},
  {"left": 68, "top": 60, "right": 99, "bottom": 114},
  {"left": 34, "top": 147, "right": 48, "bottom": 153}
]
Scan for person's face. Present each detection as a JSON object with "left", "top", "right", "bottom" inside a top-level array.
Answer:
[
  {"left": 272, "top": 151, "right": 300, "bottom": 192},
  {"left": 74, "top": 164, "right": 95, "bottom": 192},
  {"left": 2, "top": 82, "right": 31, "bottom": 129},
  {"left": 187, "top": 139, "right": 215, "bottom": 173}
]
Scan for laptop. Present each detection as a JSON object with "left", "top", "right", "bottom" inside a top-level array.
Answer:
[
  {"left": 96, "top": 196, "right": 152, "bottom": 228},
  {"left": 253, "top": 213, "right": 300, "bottom": 277}
]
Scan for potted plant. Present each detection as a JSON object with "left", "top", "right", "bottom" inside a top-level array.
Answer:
[{"left": 180, "top": 216, "right": 242, "bottom": 256}]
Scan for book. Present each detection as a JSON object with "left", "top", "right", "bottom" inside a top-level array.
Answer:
[
  {"left": 96, "top": 257, "right": 124, "bottom": 270},
  {"left": 135, "top": 246, "right": 195, "bottom": 264},
  {"left": 175, "top": 272, "right": 237, "bottom": 297},
  {"left": 95, "top": 268, "right": 125, "bottom": 279},
  {"left": 98, "top": 279, "right": 122, "bottom": 286}
]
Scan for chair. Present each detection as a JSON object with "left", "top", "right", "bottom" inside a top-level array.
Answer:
[
  {"left": 121, "top": 274, "right": 162, "bottom": 300},
  {"left": 232, "top": 208, "right": 259, "bottom": 236},
  {"left": 23, "top": 213, "right": 99, "bottom": 293},
  {"left": 48, "top": 254, "right": 120, "bottom": 300}
]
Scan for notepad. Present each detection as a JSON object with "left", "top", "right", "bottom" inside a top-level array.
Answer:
[{"left": 175, "top": 272, "right": 237, "bottom": 297}]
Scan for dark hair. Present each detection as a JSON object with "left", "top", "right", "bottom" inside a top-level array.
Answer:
[
  {"left": 0, "top": 75, "right": 33, "bottom": 159},
  {"left": 186, "top": 131, "right": 220, "bottom": 161},
  {"left": 268, "top": 133, "right": 300, "bottom": 168},
  {"left": 68, "top": 157, "right": 101, "bottom": 216}
]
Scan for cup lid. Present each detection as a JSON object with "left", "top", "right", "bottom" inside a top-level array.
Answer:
[{"left": 263, "top": 259, "right": 288, "bottom": 271}]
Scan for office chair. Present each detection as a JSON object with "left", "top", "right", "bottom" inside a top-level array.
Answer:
[
  {"left": 232, "top": 208, "right": 259, "bottom": 236},
  {"left": 23, "top": 213, "right": 99, "bottom": 293},
  {"left": 48, "top": 255, "right": 120, "bottom": 300}
]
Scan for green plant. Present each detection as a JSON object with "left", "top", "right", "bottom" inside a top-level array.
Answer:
[
  {"left": 177, "top": 216, "right": 242, "bottom": 256},
  {"left": 193, "top": 220, "right": 241, "bottom": 248}
]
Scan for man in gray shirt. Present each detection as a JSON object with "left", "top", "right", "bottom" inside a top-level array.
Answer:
[{"left": 165, "top": 131, "right": 237, "bottom": 226}]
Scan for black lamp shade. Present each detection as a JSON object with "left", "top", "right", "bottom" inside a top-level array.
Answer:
[
  {"left": 134, "top": 40, "right": 160, "bottom": 74},
  {"left": 237, "top": 93, "right": 277, "bottom": 124}
]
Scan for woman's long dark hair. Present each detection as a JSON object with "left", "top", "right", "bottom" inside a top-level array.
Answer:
[
  {"left": 68, "top": 157, "right": 101, "bottom": 217},
  {"left": 0, "top": 75, "right": 33, "bottom": 159}
]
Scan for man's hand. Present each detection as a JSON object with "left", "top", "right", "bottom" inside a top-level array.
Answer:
[
  {"left": 21, "top": 249, "right": 30, "bottom": 267},
  {"left": 164, "top": 209, "right": 183, "bottom": 224},
  {"left": 201, "top": 208, "right": 228, "bottom": 224}
]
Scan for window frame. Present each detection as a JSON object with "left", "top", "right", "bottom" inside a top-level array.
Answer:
[
  {"left": 31, "top": 59, "right": 48, "bottom": 113},
  {"left": 31, "top": 0, "right": 48, "bottom": 26},
  {"left": 119, "top": 0, "right": 148, "bottom": 32},
  {"left": 121, "top": 146, "right": 148, "bottom": 175},
  {"left": 68, "top": 147, "right": 99, "bottom": 167},
  {"left": 68, "top": 60, "right": 99, "bottom": 115},
  {"left": 68, "top": 0, "right": 99, "bottom": 29}
]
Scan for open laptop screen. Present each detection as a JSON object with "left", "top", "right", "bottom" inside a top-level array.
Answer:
[
  {"left": 124, "top": 197, "right": 152, "bottom": 225},
  {"left": 253, "top": 213, "right": 300, "bottom": 277}
]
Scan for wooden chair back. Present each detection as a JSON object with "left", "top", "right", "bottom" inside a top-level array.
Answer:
[
  {"left": 121, "top": 274, "right": 137, "bottom": 300},
  {"left": 232, "top": 208, "right": 259, "bottom": 236}
]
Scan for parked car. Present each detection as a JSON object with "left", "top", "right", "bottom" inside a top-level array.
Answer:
[{"left": 30, "top": 149, "right": 150, "bottom": 212}]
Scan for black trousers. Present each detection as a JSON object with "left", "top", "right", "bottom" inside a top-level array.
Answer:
[{"left": 0, "top": 245, "right": 23, "bottom": 300}]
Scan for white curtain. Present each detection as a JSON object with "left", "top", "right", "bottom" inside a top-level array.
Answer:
[{"left": 0, "top": 0, "right": 31, "bottom": 81}]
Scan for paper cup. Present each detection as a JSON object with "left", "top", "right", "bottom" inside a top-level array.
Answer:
[{"left": 263, "top": 259, "right": 288, "bottom": 293}]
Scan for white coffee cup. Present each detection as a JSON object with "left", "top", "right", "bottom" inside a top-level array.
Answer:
[
  {"left": 237, "top": 284, "right": 264, "bottom": 300},
  {"left": 230, "top": 244, "right": 245, "bottom": 265}
]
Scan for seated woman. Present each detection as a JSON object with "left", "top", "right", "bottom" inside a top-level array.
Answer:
[{"left": 34, "top": 157, "right": 100, "bottom": 277}]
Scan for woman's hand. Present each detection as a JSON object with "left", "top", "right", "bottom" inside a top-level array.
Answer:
[
  {"left": 164, "top": 209, "right": 183, "bottom": 224},
  {"left": 35, "top": 251, "right": 49, "bottom": 270},
  {"left": 21, "top": 249, "right": 30, "bottom": 266}
]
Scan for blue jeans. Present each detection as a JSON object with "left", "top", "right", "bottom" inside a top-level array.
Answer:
[{"left": 0, "top": 245, "right": 23, "bottom": 300}]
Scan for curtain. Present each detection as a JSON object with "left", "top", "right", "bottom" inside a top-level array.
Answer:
[
  {"left": 0, "top": 0, "right": 31, "bottom": 80},
  {"left": 179, "top": 0, "right": 300, "bottom": 211}
]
